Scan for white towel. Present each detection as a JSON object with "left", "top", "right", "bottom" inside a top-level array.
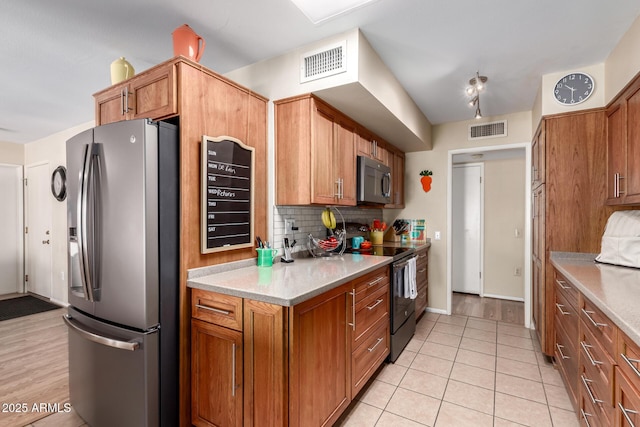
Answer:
[{"left": 404, "top": 257, "right": 417, "bottom": 299}]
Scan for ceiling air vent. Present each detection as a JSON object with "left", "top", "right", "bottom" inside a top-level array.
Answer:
[
  {"left": 300, "top": 41, "right": 347, "bottom": 83},
  {"left": 468, "top": 120, "right": 508, "bottom": 140}
]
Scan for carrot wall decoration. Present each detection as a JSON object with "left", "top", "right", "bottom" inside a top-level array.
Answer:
[{"left": 420, "top": 170, "right": 433, "bottom": 192}]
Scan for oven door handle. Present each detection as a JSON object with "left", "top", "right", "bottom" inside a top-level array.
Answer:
[{"left": 393, "top": 255, "right": 418, "bottom": 270}]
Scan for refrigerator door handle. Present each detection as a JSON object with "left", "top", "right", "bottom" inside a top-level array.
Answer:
[
  {"left": 63, "top": 314, "right": 140, "bottom": 351},
  {"left": 77, "top": 142, "right": 98, "bottom": 302}
]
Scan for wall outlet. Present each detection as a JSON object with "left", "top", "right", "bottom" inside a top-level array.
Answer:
[
  {"left": 285, "top": 219, "right": 295, "bottom": 234},
  {"left": 434, "top": 231, "right": 441, "bottom": 240},
  {"left": 514, "top": 267, "right": 522, "bottom": 276}
]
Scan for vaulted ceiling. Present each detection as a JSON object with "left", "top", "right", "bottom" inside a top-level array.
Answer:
[{"left": 2, "top": 0, "right": 640, "bottom": 144}]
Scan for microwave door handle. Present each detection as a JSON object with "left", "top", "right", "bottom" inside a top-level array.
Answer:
[{"left": 382, "top": 172, "right": 391, "bottom": 197}]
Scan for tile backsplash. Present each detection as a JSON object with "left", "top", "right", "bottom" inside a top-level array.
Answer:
[{"left": 273, "top": 206, "right": 382, "bottom": 255}]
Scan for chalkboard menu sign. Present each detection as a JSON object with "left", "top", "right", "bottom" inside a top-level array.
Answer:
[{"left": 201, "top": 135, "right": 255, "bottom": 254}]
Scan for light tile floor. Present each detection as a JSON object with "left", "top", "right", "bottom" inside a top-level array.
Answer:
[
  {"left": 335, "top": 312, "right": 580, "bottom": 427},
  {"left": 31, "top": 312, "right": 579, "bottom": 427}
]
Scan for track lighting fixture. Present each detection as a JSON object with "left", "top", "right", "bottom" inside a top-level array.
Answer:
[{"left": 466, "top": 71, "right": 488, "bottom": 119}]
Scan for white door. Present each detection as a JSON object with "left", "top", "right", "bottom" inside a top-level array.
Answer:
[
  {"left": 452, "top": 163, "right": 483, "bottom": 294},
  {"left": 25, "top": 163, "right": 52, "bottom": 298},
  {"left": 0, "top": 164, "right": 24, "bottom": 295}
]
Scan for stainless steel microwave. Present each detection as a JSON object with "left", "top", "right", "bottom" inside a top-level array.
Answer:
[{"left": 356, "top": 156, "right": 392, "bottom": 204}]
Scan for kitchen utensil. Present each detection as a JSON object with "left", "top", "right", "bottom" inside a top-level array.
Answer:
[
  {"left": 110, "top": 57, "right": 135, "bottom": 84},
  {"left": 172, "top": 24, "right": 206, "bottom": 62},
  {"left": 256, "top": 248, "right": 277, "bottom": 267},
  {"left": 352, "top": 236, "right": 364, "bottom": 249}
]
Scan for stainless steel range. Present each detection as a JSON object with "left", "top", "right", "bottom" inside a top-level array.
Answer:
[{"left": 344, "top": 245, "right": 417, "bottom": 362}]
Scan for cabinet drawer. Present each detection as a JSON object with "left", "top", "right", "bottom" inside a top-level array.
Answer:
[
  {"left": 415, "top": 284, "right": 427, "bottom": 318},
  {"left": 615, "top": 367, "right": 640, "bottom": 427},
  {"left": 556, "top": 287, "right": 579, "bottom": 344},
  {"left": 352, "top": 319, "right": 389, "bottom": 396},
  {"left": 353, "top": 267, "right": 389, "bottom": 304},
  {"left": 555, "top": 272, "right": 579, "bottom": 310},
  {"left": 556, "top": 320, "right": 579, "bottom": 401},
  {"left": 192, "top": 289, "right": 243, "bottom": 331},
  {"left": 618, "top": 331, "right": 640, "bottom": 389},
  {"left": 581, "top": 297, "right": 617, "bottom": 358},
  {"left": 353, "top": 285, "right": 389, "bottom": 346},
  {"left": 580, "top": 321, "right": 616, "bottom": 407},
  {"left": 579, "top": 384, "right": 606, "bottom": 427},
  {"left": 416, "top": 249, "right": 428, "bottom": 268},
  {"left": 580, "top": 362, "right": 614, "bottom": 424}
]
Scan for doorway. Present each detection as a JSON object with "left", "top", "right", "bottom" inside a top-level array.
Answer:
[
  {"left": 25, "top": 162, "right": 53, "bottom": 299},
  {"left": 452, "top": 163, "right": 483, "bottom": 295},
  {"left": 447, "top": 143, "right": 531, "bottom": 328},
  {"left": 0, "top": 164, "right": 24, "bottom": 295}
]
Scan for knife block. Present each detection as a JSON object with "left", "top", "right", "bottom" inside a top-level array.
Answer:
[{"left": 384, "top": 228, "right": 403, "bottom": 242}]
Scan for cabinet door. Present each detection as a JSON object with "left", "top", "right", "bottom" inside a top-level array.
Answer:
[
  {"left": 311, "top": 107, "right": 337, "bottom": 205},
  {"left": 191, "top": 319, "right": 243, "bottom": 427},
  {"left": 531, "top": 121, "right": 545, "bottom": 188},
  {"left": 387, "top": 150, "right": 405, "bottom": 208},
  {"left": 130, "top": 64, "right": 177, "bottom": 121},
  {"left": 607, "top": 101, "right": 626, "bottom": 204},
  {"left": 335, "top": 120, "right": 357, "bottom": 206},
  {"left": 625, "top": 86, "right": 640, "bottom": 203},
  {"left": 243, "top": 300, "right": 288, "bottom": 427},
  {"left": 95, "top": 85, "right": 128, "bottom": 125},
  {"left": 289, "top": 287, "right": 350, "bottom": 427}
]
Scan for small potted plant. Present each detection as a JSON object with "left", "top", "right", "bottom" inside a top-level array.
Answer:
[{"left": 420, "top": 170, "right": 433, "bottom": 192}]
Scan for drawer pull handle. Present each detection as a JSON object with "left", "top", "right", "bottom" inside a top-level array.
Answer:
[
  {"left": 368, "top": 337, "right": 384, "bottom": 352},
  {"left": 555, "top": 303, "right": 570, "bottom": 316},
  {"left": 582, "top": 308, "right": 608, "bottom": 328},
  {"left": 348, "top": 289, "right": 356, "bottom": 331},
  {"left": 580, "top": 409, "right": 593, "bottom": 427},
  {"left": 580, "top": 341, "right": 603, "bottom": 366},
  {"left": 367, "top": 299, "right": 384, "bottom": 311},
  {"left": 581, "top": 375, "right": 603, "bottom": 405},
  {"left": 196, "top": 303, "right": 231, "bottom": 316},
  {"left": 618, "top": 402, "right": 638, "bottom": 427},
  {"left": 556, "top": 343, "right": 569, "bottom": 359},
  {"left": 621, "top": 353, "right": 640, "bottom": 379},
  {"left": 418, "top": 268, "right": 427, "bottom": 273},
  {"left": 556, "top": 279, "right": 571, "bottom": 290},
  {"left": 367, "top": 277, "right": 385, "bottom": 287}
]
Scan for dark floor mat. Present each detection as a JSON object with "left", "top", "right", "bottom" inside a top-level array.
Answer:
[{"left": 0, "top": 295, "right": 62, "bottom": 321}]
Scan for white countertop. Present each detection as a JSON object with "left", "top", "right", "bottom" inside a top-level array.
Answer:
[
  {"left": 550, "top": 252, "right": 640, "bottom": 347},
  {"left": 187, "top": 254, "right": 393, "bottom": 306}
]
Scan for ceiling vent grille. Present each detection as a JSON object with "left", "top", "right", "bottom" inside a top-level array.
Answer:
[
  {"left": 468, "top": 120, "right": 508, "bottom": 140},
  {"left": 300, "top": 41, "right": 347, "bottom": 83}
]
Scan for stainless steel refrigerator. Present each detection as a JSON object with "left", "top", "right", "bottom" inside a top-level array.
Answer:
[{"left": 64, "top": 119, "right": 179, "bottom": 427}]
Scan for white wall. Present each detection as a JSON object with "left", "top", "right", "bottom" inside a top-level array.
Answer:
[
  {"left": 0, "top": 141, "right": 24, "bottom": 165},
  {"left": 24, "top": 121, "right": 93, "bottom": 304},
  {"left": 483, "top": 157, "right": 526, "bottom": 300},
  {"left": 605, "top": 14, "right": 640, "bottom": 102},
  {"left": 393, "top": 111, "right": 532, "bottom": 312}
]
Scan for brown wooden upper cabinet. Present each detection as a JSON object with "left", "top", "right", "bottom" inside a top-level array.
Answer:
[
  {"left": 606, "top": 74, "right": 640, "bottom": 205},
  {"left": 274, "top": 93, "right": 404, "bottom": 207},
  {"left": 94, "top": 63, "right": 177, "bottom": 126},
  {"left": 356, "top": 130, "right": 389, "bottom": 166}
]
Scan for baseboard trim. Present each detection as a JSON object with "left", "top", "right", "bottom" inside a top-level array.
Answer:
[
  {"left": 426, "top": 307, "right": 447, "bottom": 315},
  {"left": 482, "top": 293, "right": 524, "bottom": 303}
]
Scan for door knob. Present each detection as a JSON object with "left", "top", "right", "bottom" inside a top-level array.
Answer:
[{"left": 42, "top": 240, "right": 50, "bottom": 244}]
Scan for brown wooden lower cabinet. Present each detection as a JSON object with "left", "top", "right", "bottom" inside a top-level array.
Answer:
[
  {"left": 551, "top": 266, "right": 640, "bottom": 427},
  {"left": 191, "top": 265, "right": 391, "bottom": 427}
]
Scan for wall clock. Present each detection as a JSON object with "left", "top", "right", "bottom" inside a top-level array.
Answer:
[
  {"left": 553, "top": 72, "right": 595, "bottom": 105},
  {"left": 51, "top": 166, "right": 67, "bottom": 201}
]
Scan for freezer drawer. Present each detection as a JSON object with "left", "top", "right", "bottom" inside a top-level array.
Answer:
[{"left": 65, "top": 307, "right": 159, "bottom": 427}]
